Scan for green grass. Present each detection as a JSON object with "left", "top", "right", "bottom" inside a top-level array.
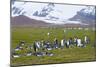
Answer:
[{"left": 11, "top": 27, "right": 96, "bottom": 66}]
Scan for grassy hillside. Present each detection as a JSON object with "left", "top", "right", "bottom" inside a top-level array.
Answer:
[{"left": 11, "top": 27, "right": 96, "bottom": 66}]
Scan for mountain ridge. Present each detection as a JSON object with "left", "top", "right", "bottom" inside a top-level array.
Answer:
[{"left": 11, "top": 1, "right": 96, "bottom": 26}]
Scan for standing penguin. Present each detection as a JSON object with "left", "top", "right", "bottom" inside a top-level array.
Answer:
[
  {"left": 54, "top": 38, "right": 59, "bottom": 48},
  {"left": 33, "top": 42, "right": 37, "bottom": 52},
  {"left": 61, "top": 39, "right": 65, "bottom": 48},
  {"left": 84, "top": 36, "right": 89, "bottom": 44}
]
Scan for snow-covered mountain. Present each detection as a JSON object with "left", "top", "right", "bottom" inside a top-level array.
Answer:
[
  {"left": 69, "top": 6, "right": 96, "bottom": 25},
  {"left": 77, "top": 6, "right": 96, "bottom": 20},
  {"left": 11, "top": 1, "right": 96, "bottom": 25},
  {"left": 12, "top": 2, "right": 61, "bottom": 24},
  {"left": 33, "top": 3, "right": 55, "bottom": 17}
]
